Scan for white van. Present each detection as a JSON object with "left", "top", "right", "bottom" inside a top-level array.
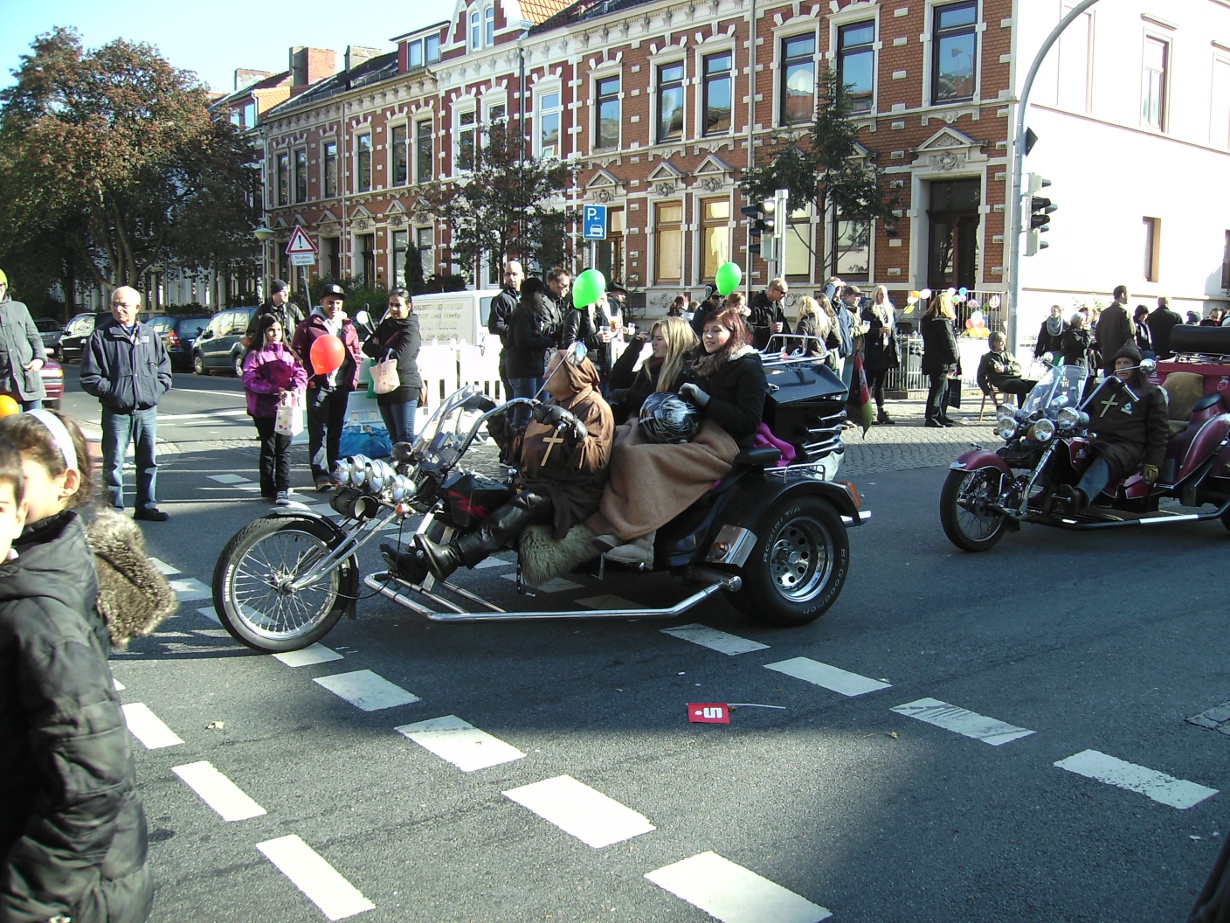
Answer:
[{"left": 411, "top": 289, "right": 502, "bottom": 345}]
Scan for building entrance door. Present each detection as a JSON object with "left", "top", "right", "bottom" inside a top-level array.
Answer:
[{"left": 927, "top": 179, "right": 980, "bottom": 292}]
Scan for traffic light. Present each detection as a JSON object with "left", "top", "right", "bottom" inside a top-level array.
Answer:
[
  {"left": 1026, "top": 173, "right": 1056, "bottom": 256},
  {"left": 741, "top": 202, "right": 775, "bottom": 259}
]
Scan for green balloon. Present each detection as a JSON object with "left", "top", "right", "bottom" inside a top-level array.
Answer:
[
  {"left": 572, "top": 268, "right": 606, "bottom": 308},
  {"left": 715, "top": 261, "right": 743, "bottom": 297}
]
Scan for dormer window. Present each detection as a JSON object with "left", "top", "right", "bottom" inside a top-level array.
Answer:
[
  {"left": 470, "top": 10, "right": 480, "bottom": 50},
  {"left": 485, "top": 8, "right": 495, "bottom": 46}
]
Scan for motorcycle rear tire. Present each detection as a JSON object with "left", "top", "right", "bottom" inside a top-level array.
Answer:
[
  {"left": 212, "top": 515, "right": 346, "bottom": 652},
  {"left": 940, "top": 467, "right": 1009, "bottom": 552},
  {"left": 732, "top": 495, "right": 849, "bottom": 627}
]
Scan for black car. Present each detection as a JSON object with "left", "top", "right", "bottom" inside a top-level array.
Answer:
[
  {"left": 35, "top": 318, "right": 63, "bottom": 359},
  {"left": 192, "top": 307, "right": 258, "bottom": 376},
  {"left": 60, "top": 311, "right": 151, "bottom": 362},
  {"left": 148, "top": 315, "right": 211, "bottom": 371}
]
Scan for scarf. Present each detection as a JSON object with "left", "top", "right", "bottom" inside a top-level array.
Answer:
[{"left": 1045, "top": 316, "right": 1064, "bottom": 337}]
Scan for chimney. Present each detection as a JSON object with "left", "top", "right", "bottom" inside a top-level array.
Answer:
[
  {"left": 345, "top": 45, "right": 383, "bottom": 72},
  {"left": 233, "top": 69, "right": 273, "bottom": 91},
  {"left": 289, "top": 47, "right": 338, "bottom": 87}
]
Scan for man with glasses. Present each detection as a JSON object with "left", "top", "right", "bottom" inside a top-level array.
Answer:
[
  {"left": 544, "top": 267, "right": 571, "bottom": 348},
  {"left": 488, "top": 260, "right": 523, "bottom": 398},
  {"left": 749, "top": 278, "right": 789, "bottom": 350},
  {"left": 0, "top": 269, "right": 47, "bottom": 411}
]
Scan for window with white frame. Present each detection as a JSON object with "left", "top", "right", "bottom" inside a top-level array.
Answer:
[
  {"left": 780, "top": 33, "right": 816, "bottom": 126},
  {"left": 391, "top": 230, "right": 408, "bottom": 286},
  {"left": 538, "top": 91, "right": 561, "bottom": 157},
  {"left": 702, "top": 52, "right": 733, "bottom": 135},
  {"left": 655, "top": 201, "right": 684, "bottom": 284},
  {"left": 657, "top": 62, "right": 685, "bottom": 142},
  {"left": 406, "top": 34, "right": 440, "bottom": 68},
  {"left": 416, "top": 226, "right": 434, "bottom": 278},
  {"left": 415, "top": 119, "right": 433, "bottom": 183},
  {"left": 834, "top": 210, "right": 871, "bottom": 280},
  {"left": 1142, "top": 216, "right": 1160, "bottom": 282},
  {"left": 275, "top": 152, "right": 289, "bottom": 206},
  {"left": 699, "top": 198, "right": 731, "bottom": 281},
  {"left": 323, "top": 141, "right": 337, "bottom": 198},
  {"left": 391, "top": 125, "right": 409, "bottom": 186},
  {"left": 1141, "top": 35, "right": 1169, "bottom": 131},
  {"left": 837, "top": 22, "right": 875, "bottom": 115},
  {"left": 457, "top": 109, "right": 477, "bottom": 170},
  {"left": 426, "top": 34, "right": 440, "bottom": 62},
  {"left": 597, "top": 206, "right": 624, "bottom": 282},
  {"left": 293, "top": 148, "right": 307, "bottom": 203},
  {"left": 355, "top": 132, "right": 372, "bottom": 193},
  {"left": 485, "top": 7, "right": 495, "bottom": 47},
  {"left": 595, "top": 74, "right": 620, "bottom": 150},
  {"left": 784, "top": 207, "right": 813, "bottom": 279},
  {"left": 931, "top": 1, "right": 977, "bottom": 104},
  {"left": 470, "top": 10, "right": 481, "bottom": 50}
]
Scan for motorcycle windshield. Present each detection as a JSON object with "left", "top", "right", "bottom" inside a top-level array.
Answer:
[{"left": 1021, "top": 365, "right": 1088, "bottom": 416}]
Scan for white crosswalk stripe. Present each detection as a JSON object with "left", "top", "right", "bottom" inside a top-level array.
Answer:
[
  {"left": 1055, "top": 749, "right": 1218, "bottom": 809},
  {"left": 396, "top": 715, "right": 525, "bottom": 771},
  {"left": 273, "top": 644, "right": 344, "bottom": 667},
  {"left": 173, "top": 761, "right": 266, "bottom": 821},
  {"left": 663, "top": 623, "right": 770, "bottom": 655},
  {"left": 314, "top": 670, "right": 420, "bottom": 711},
  {"left": 169, "top": 577, "right": 211, "bottom": 601},
  {"left": 257, "top": 835, "right": 375, "bottom": 920},
  {"left": 765, "top": 657, "right": 890, "bottom": 696},
  {"left": 645, "top": 851, "right": 831, "bottom": 923},
  {"left": 891, "top": 698, "right": 1033, "bottom": 746},
  {"left": 122, "top": 703, "right": 184, "bottom": 749},
  {"left": 503, "top": 775, "right": 655, "bottom": 848}
]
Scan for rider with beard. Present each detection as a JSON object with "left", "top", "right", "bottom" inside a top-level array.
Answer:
[{"left": 1057, "top": 342, "right": 1168, "bottom": 509}]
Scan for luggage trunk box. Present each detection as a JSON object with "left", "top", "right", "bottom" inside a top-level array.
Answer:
[{"left": 761, "top": 361, "right": 848, "bottom": 463}]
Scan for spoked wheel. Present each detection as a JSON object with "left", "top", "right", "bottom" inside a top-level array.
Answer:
[
  {"left": 733, "top": 496, "right": 849, "bottom": 627},
  {"left": 212, "top": 515, "right": 346, "bottom": 652},
  {"left": 232, "top": 352, "right": 245, "bottom": 377},
  {"left": 940, "top": 467, "right": 1009, "bottom": 552}
]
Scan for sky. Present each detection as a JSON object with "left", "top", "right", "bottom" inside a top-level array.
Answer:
[{"left": 1, "top": 0, "right": 456, "bottom": 94}]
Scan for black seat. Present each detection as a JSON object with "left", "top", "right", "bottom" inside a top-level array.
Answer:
[{"left": 731, "top": 446, "right": 782, "bottom": 469}]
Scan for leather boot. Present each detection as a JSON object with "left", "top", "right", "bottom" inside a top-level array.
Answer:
[
  {"left": 415, "top": 491, "right": 552, "bottom": 580},
  {"left": 379, "top": 543, "right": 429, "bottom": 584},
  {"left": 877, "top": 407, "right": 895, "bottom": 425}
]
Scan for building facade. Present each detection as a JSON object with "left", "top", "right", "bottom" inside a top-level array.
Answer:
[{"left": 257, "top": 0, "right": 1230, "bottom": 350}]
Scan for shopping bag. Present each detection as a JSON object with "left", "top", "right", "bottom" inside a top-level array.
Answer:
[
  {"left": 372, "top": 352, "right": 401, "bottom": 394},
  {"left": 275, "top": 392, "right": 305, "bottom": 436},
  {"left": 945, "top": 376, "right": 962, "bottom": 409}
]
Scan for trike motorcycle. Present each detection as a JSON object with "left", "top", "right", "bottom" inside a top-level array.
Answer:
[
  {"left": 211, "top": 350, "right": 869, "bottom": 653},
  {"left": 941, "top": 325, "right": 1230, "bottom": 552}
]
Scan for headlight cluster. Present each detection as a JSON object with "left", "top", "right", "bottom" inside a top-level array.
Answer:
[
  {"left": 332, "top": 454, "right": 418, "bottom": 502},
  {"left": 1026, "top": 418, "right": 1056, "bottom": 443},
  {"left": 996, "top": 406, "right": 1018, "bottom": 430},
  {"left": 1056, "top": 407, "right": 1089, "bottom": 430}
]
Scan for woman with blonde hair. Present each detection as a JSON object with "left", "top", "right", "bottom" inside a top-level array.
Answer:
[
  {"left": 725, "top": 291, "right": 750, "bottom": 317},
  {"left": 794, "top": 295, "right": 831, "bottom": 359},
  {"left": 606, "top": 315, "right": 697, "bottom": 423},
  {"left": 862, "top": 284, "right": 899, "bottom": 425},
  {"left": 921, "top": 292, "right": 959, "bottom": 427}
]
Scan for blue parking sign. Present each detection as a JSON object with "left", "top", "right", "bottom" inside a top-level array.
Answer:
[{"left": 583, "top": 204, "right": 607, "bottom": 240}]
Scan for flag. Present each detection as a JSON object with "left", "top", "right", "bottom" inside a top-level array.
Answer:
[{"left": 852, "top": 351, "right": 874, "bottom": 434}]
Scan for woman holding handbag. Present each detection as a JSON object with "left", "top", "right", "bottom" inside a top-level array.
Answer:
[
  {"left": 242, "top": 314, "right": 308, "bottom": 504},
  {"left": 362, "top": 288, "right": 423, "bottom": 446}
]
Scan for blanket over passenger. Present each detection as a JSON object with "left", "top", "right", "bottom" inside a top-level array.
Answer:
[{"left": 584, "top": 417, "right": 738, "bottom": 541}]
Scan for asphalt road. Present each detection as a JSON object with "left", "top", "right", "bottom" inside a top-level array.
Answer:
[{"left": 74, "top": 368, "right": 1230, "bottom": 923}]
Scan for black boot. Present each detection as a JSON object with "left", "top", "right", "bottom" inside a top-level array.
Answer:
[
  {"left": 413, "top": 534, "right": 464, "bottom": 580},
  {"left": 415, "top": 491, "right": 553, "bottom": 581},
  {"left": 379, "top": 543, "right": 429, "bottom": 584}
]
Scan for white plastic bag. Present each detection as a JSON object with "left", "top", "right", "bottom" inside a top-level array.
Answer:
[
  {"left": 372, "top": 352, "right": 400, "bottom": 394},
  {"left": 275, "top": 391, "right": 304, "bottom": 436}
]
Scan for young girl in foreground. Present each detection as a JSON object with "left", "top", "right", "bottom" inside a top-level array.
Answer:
[
  {"left": 0, "top": 410, "right": 154, "bottom": 922},
  {"left": 243, "top": 314, "right": 309, "bottom": 504}
]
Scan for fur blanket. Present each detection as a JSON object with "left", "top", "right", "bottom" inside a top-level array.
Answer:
[
  {"left": 519, "top": 522, "right": 599, "bottom": 587},
  {"left": 87, "top": 509, "right": 179, "bottom": 650},
  {"left": 584, "top": 418, "right": 738, "bottom": 541}
]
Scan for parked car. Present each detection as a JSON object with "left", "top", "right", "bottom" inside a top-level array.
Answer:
[
  {"left": 60, "top": 311, "right": 150, "bottom": 362},
  {"left": 148, "top": 314, "right": 211, "bottom": 371},
  {"left": 40, "top": 353, "right": 63, "bottom": 409},
  {"left": 35, "top": 318, "right": 63, "bottom": 359},
  {"left": 192, "top": 306, "right": 258, "bottom": 376}
]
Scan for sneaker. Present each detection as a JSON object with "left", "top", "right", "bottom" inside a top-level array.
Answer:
[
  {"left": 315, "top": 477, "right": 332, "bottom": 492},
  {"left": 275, "top": 491, "right": 291, "bottom": 506},
  {"left": 134, "top": 507, "right": 169, "bottom": 522}
]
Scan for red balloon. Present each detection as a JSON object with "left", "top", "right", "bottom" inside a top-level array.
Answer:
[
  {"left": 964, "top": 318, "right": 975, "bottom": 329},
  {"left": 310, "top": 334, "right": 345, "bottom": 375}
]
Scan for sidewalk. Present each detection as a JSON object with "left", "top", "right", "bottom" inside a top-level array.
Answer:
[{"left": 839, "top": 395, "right": 997, "bottom": 476}]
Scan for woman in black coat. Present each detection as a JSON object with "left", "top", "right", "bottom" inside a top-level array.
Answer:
[
  {"left": 1061, "top": 312, "right": 1092, "bottom": 368},
  {"left": 920, "top": 292, "right": 959, "bottom": 428},
  {"left": 680, "top": 305, "right": 768, "bottom": 447},
  {"left": 362, "top": 288, "right": 424, "bottom": 444},
  {"left": 1034, "top": 304, "right": 1067, "bottom": 359},
  {"left": 861, "top": 285, "right": 899, "bottom": 425},
  {"left": 506, "top": 277, "right": 557, "bottom": 428}
]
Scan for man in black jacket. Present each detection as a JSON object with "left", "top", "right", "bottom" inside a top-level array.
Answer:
[
  {"left": 80, "top": 287, "right": 173, "bottom": 521},
  {"left": 248, "top": 279, "right": 305, "bottom": 354},
  {"left": 748, "top": 277, "right": 788, "bottom": 349},
  {"left": 1148, "top": 294, "right": 1183, "bottom": 359},
  {"left": 488, "top": 260, "right": 523, "bottom": 398}
]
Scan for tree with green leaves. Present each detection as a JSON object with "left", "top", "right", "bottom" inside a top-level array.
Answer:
[
  {"left": 0, "top": 27, "right": 262, "bottom": 298},
  {"left": 414, "top": 120, "right": 574, "bottom": 282},
  {"left": 741, "top": 67, "right": 899, "bottom": 278}
]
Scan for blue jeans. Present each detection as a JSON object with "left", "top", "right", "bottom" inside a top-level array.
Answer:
[
  {"left": 1077, "top": 456, "right": 1112, "bottom": 505},
  {"left": 508, "top": 377, "right": 542, "bottom": 428},
  {"left": 101, "top": 407, "right": 158, "bottom": 511},
  {"left": 379, "top": 400, "right": 419, "bottom": 446},
  {"left": 21, "top": 398, "right": 42, "bottom": 411}
]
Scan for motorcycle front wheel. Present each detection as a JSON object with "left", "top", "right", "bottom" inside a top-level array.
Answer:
[
  {"left": 940, "top": 467, "right": 1009, "bottom": 552},
  {"left": 732, "top": 496, "right": 849, "bottom": 627},
  {"left": 212, "top": 515, "right": 346, "bottom": 652}
]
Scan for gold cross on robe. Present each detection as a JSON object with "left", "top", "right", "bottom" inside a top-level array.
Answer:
[
  {"left": 1099, "top": 394, "right": 1119, "bottom": 418},
  {"left": 540, "top": 429, "right": 567, "bottom": 465}
]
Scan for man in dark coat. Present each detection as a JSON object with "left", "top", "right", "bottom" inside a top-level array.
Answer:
[
  {"left": 0, "top": 269, "right": 47, "bottom": 410},
  {"left": 977, "top": 331, "right": 1037, "bottom": 407},
  {"left": 748, "top": 277, "right": 788, "bottom": 349},
  {"left": 689, "top": 284, "right": 725, "bottom": 339},
  {"left": 543, "top": 268, "right": 571, "bottom": 348},
  {"left": 248, "top": 279, "right": 305, "bottom": 355},
  {"left": 1095, "top": 285, "right": 1136, "bottom": 376},
  {"left": 80, "top": 286, "right": 173, "bottom": 520},
  {"left": 487, "top": 260, "right": 523, "bottom": 398},
  {"left": 1061, "top": 342, "right": 1167, "bottom": 509},
  {"left": 1148, "top": 294, "right": 1183, "bottom": 359}
]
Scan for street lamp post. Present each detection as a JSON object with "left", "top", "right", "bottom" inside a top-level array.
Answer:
[{"left": 253, "top": 227, "right": 275, "bottom": 302}]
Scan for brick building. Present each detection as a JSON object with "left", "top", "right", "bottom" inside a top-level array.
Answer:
[{"left": 255, "top": 0, "right": 1230, "bottom": 349}]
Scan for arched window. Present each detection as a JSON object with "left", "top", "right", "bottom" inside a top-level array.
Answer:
[
  {"left": 470, "top": 10, "right": 480, "bottom": 50},
  {"left": 485, "top": 7, "right": 495, "bottom": 47}
]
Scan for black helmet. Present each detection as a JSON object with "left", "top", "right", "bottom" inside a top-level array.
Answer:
[{"left": 639, "top": 391, "right": 701, "bottom": 444}]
